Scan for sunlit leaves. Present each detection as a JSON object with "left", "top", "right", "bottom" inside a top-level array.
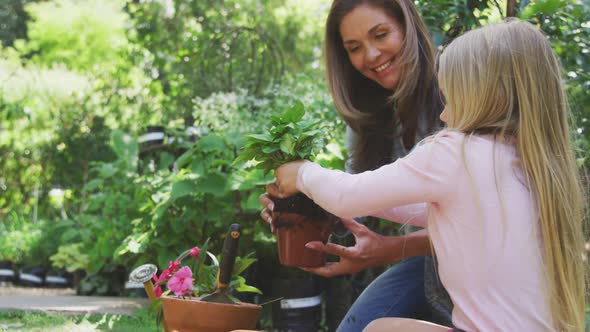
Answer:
[{"left": 235, "top": 101, "right": 325, "bottom": 174}]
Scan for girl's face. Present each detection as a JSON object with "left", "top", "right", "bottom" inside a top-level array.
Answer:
[
  {"left": 339, "top": 4, "right": 405, "bottom": 91},
  {"left": 439, "top": 88, "right": 450, "bottom": 124},
  {"left": 439, "top": 106, "right": 450, "bottom": 124}
]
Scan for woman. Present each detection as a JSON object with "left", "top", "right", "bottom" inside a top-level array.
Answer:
[{"left": 260, "top": 0, "right": 451, "bottom": 331}]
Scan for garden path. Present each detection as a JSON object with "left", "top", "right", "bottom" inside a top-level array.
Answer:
[{"left": 0, "top": 286, "right": 149, "bottom": 315}]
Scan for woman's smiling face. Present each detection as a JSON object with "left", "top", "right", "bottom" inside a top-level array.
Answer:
[{"left": 340, "top": 4, "right": 405, "bottom": 91}]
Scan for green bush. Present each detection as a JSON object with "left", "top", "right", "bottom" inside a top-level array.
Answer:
[
  {"left": 0, "top": 212, "right": 43, "bottom": 264},
  {"left": 16, "top": 0, "right": 128, "bottom": 72},
  {"left": 520, "top": 0, "right": 590, "bottom": 165}
]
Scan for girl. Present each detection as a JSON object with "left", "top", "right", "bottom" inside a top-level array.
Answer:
[{"left": 272, "top": 19, "right": 586, "bottom": 331}]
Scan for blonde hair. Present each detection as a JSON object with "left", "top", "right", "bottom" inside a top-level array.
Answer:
[
  {"left": 324, "top": 0, "right": 442, "bottom": 172},
  {"left": 438, "top": 19, "right": 586, "bottom": 331}
]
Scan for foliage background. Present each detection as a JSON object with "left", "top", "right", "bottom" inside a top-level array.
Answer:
[{"left": 0, "top": 0, "right": 588, "bottom": 329}]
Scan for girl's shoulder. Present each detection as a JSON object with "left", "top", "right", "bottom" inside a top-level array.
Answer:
[
  {"left": 411, "top": 130, "right": 511, "bottom": 159},
  {"left": 415, "top": 130, "right": 515, "bottom": 148},
  {"left": 413, "top": 129, "right": 466, "bottom": 150}
]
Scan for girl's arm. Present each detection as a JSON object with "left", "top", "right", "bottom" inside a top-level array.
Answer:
[
  {"left": 288, "top": 132, "right": 459, "bottom": 220},
  {"left": 370, "top": 203, "right": 428, "bottom": 228}
]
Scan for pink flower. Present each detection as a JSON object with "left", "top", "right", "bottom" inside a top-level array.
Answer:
[
  {"left": 167, "top": 266, "right": 193, "bottom": 296},
  {"left": 155, "top": 260, "right": 180, "bottom": 283},
  {"left": 167, "top": 260, "right": 180, "bottom": 273},
  {"left": 189, "top": 246, "right": 201, "bottom": 258},
  {"left": 154, "top": 284, "right": 162, "bottom": 298}
]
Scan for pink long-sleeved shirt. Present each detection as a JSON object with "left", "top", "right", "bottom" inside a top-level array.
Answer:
[{"left": 297, "top": 130, "right": 553, "bottom": 332}]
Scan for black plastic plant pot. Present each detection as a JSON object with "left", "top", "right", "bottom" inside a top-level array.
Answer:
[
  {"left": 45, "top": 269, "right": 73, "bottom": 288},
  {"left": 17, "top": 266, "right": 46, "bottom": 287},
  {"left": 271, "top": 193, "right": 338, "bottom": 268},
  {"left": 138, "top": 125, "right": 165, "bottom": 146},
  {"left": 124, "top": 280, "right": 149, "bottom": 298},
  {"left": 0, "top": 261, "right": 16, "bottom": 283},
  {"left": 271, "top": 275, "right": 323, "bottom": 332}
]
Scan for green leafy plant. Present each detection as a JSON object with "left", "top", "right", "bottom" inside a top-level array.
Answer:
[
  {"left": 17, "top": 0, "right": 128, "bottom": 71},
  {"left": 235, "top": 101, "right": 324, "bottom": 174},
  {"left": 0, "top": 212, "right": 43, "bottom": 263}
]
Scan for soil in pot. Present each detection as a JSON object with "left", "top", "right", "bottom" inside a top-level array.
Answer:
[
  {"left": 272, "top": 193, "right": 338, "bottom": 268},
  {"left": 161, "top": 296, "right": 261, "bottom": 332}
]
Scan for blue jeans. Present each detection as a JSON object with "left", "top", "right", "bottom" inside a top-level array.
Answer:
[{"left": 336, "top": 256, "right": 431, "bottom": 332}]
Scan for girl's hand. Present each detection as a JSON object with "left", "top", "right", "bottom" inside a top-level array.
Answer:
[{"left": 274, "top": 160, "right": 307, "bottom": 197}]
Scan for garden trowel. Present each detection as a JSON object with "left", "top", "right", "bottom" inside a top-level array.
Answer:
[{"left": 200, "top": 223, "right": 242, "bottom": 304}]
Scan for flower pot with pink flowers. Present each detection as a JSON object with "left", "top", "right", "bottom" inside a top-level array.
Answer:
[
  {"left": 130, "top": 224, "right": 262, "bottom": 332},
  {"left": 235, "top": 102, "right": 338, "bottom": 268}
]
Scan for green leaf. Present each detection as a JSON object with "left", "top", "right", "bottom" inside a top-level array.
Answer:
[
  {"left": 235, "top": 283, "right": 263, "bottom": 294},
  {"left": 157, "top": 248, "right": 176, "bottom": 268},
  {"left": 232, "top": 276, "right": 262, "bottom": 294},
  {"left": 270, "top": 114, "right": 282, "bottom": 123},
  {"left": 281, "top": 101, "right": 305, "bottom": 123},
  {"left": 114, "top": 232, "right": 149, "bottom": 257},
  {"left": 159, "top": 152, "right": 175, "bottom": 170},
  {"left": 110, "top": 130, "right": 138, "bottom": 168},
  {"left": 98, "top": 163, "right": 117, "bottom": 178},
  {"left": 83, "top": 179, "right": 103, "bottom": 192},
  {"left": 169, "top": 180, "right": 198, "bottom": 201},
  {"left": 279, "top": 134, "right": 295, "bottom": 155},
  {"left": 246, "top": 133, "right": 273, "bottom": 142},
  {"left": 196, "top": 135, "right": 226, "bottom": 153},
  {"left": 233, "top": 255, "right": 257, "bottom": 275},
  {"left": 262, "top": 146, "right": 280, "bottom": 153},
  {"left": 242, "top": 190, "right": 264, "bottom": 211},
  {"left": 176, "top": 147, "right": 195, "bottom": 169},
  {"left": 521, "top": 0, "right": 565, "bottom": 18},
  {"left": 196, "top": 172, "right": 228, "bottom": 196},
  {"left": 191, "top": 159, "right": 206, "bottom": 176},
  {"left": 198, "top": 239, "right": 211, "bottom": 264},
  {"left": 229, "top": 168, "right": 271, "bottom": 191}
]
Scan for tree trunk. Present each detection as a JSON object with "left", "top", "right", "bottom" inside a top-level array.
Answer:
[{"left": 507, "top": 0, "right": 518, "bottom": 17}]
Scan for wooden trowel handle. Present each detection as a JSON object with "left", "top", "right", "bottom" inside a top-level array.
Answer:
[{"left": 217, "top": 223, "right": 241, "bottom": 288}]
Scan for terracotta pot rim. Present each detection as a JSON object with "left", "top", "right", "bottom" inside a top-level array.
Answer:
[{"left": 161, "top": 296, "right": 262, "bottom": 309}]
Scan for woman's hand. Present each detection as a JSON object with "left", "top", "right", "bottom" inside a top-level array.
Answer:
[
  {"left": 259, "top": 191, "right": 275, "bottom": 232},
  {"left": 274, "top": 160, "right": 307, "bottom": 198},
  {"left": 301, "top": 219, "right": 431, "bottom": 277},
  {"left": 258, "top": 180, "right": 285, "bottom": 232}
]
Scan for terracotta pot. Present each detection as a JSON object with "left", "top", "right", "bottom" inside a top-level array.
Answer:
[
  {"left": 161, "top": 296, "right": 261, "bottom": 332},
  {"left": 272, "top": 194, "right": 337, "bottom": 268}
]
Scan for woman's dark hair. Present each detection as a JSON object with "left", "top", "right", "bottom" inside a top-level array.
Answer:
[{"left": 324, "top": 0, "right": 443, "bottom": 172}]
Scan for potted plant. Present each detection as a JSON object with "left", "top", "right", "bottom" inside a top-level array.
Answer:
[
  {"left": 132, "top": 224, "right": 263, "bottom": 332},
  {"left": 235, "top": 102, "right": 338, "bottom": 267}
]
